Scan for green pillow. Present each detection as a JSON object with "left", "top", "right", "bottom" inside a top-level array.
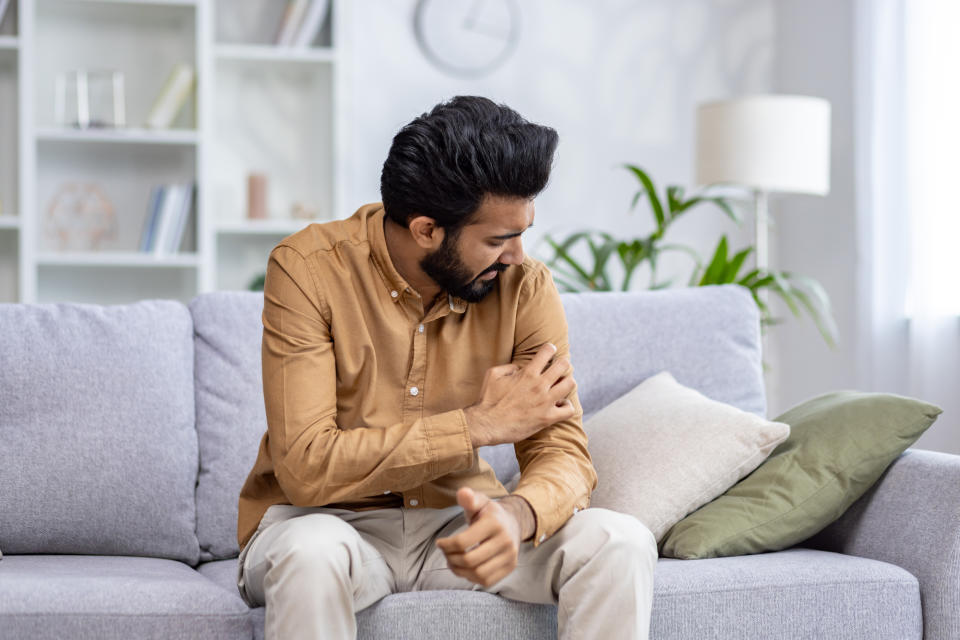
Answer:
[{"left": 658, "top": 390, "right": 942, "bottom": 559}]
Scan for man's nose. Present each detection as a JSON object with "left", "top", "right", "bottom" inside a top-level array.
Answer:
[{"left": 501, "top": 237, "right": 525, "bottom": 265}]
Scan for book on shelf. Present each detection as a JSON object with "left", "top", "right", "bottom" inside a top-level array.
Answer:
[
  {"left": 145, "top": 63, "right": 195, "bottom": 129},
  {"left": 276, "top": 0, "right": 329, "bottom": 48},
  {"left": 138, "top": 182, "right": 195, "bottom": 255},
  {"left": 292, "top": 0, "right": 330, "bottom": 48}
]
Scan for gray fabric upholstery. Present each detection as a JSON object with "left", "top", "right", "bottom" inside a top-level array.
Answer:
[
  {"left": 563, "top": 284, "right": 766, "bottom": 419},
  {"left": 190, "top": 292, "right": 270, "bottom": 562},
  {"left": 652, "top": 548, "right": 920, "bottom": 639},
  {"left": 198, "top": 547, "right": 919, "bottom": 640},
  {"left": 0, "top": 300, "right": 200, "bottom": 564},
  {"left": 801, "top": 448, "right": 960, "bottom": 640},
  {"left": 0, "top": 555, "right": 251, "bottom": 639}
]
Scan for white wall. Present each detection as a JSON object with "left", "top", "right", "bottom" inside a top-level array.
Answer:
[
  {"left": 769, "top": 0, "right": 859, "bottom": 418},
  {"left": 342, "top": 0, "right": 775, "bottom": 296}
]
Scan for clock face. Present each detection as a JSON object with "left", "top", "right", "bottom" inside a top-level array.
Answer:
[{"left": 414, "top": 0, "right": 521, "bottom": 77}]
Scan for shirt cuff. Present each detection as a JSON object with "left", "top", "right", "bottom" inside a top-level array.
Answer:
[
  {"left": 510, "top": 482, "right": 591, "bottom": 548},
  {"left": 422, "top": 408, "right": 475, "bottom": 478}
]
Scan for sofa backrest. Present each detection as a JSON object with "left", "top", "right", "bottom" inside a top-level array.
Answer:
[
  {"left": 190, "top": 283, "right": 765, "bottom": 561},
  {"left": 0, "top": 300, "right": 201, "bottom": 565}
]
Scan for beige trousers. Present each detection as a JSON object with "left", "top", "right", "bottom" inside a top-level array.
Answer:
[{"left": 237, "top": 502, "right": 657, "bottom": 640}]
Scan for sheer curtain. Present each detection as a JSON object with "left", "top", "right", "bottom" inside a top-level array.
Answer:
[{"left": 854, "top": 0, "right": 960, "bottom": 454}]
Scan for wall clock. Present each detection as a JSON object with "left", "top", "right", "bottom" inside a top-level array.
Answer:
[{"left": 413, "top": 0, "right": 521, "bottom": 78}]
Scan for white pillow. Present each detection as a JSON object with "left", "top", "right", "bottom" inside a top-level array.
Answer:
[{"left": 584, "top": 370, "right": 790, "bottom": 542}]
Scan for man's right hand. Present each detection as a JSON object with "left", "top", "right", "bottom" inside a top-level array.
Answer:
[{"left": 464, "top": 343, "right": 578, "bottom": 448}]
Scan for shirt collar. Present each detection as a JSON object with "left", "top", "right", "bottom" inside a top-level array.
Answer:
[{"left": 366, "top": 204, "right": 468, "bottom": 314}]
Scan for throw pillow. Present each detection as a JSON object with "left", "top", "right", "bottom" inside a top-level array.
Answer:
[
  {"left": 658, "top": 390, "right": 943, "bottom": 559},
  {"left": 584, "top": 370, "right": 791, "bottom": 542}
]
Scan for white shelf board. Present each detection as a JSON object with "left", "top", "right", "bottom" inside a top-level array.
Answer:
[
  {"left": 216, "top": 218, "right": 323, "bottom": 235},
  {"left": 35, "top": 126, "right": 200, "bottom": 146},
  {"left": 0, "top": 36, "right": 18, "bottom": 50},
  {"left": 215, "top": 44, "right": 336, "bottom": 64},
  {"left": 36, "top": 251, "right": 200, "bottom": 267},
  {"left": 0, "top": 215, "right": 19, "bottom": 229}
]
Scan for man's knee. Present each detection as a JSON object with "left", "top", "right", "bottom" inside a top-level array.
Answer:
[
  {"left": 568, "top": 508, "right": 658, "bottom": 565},
  {"left": 265, "top": 514, "right": 361, "bottom": 576}
]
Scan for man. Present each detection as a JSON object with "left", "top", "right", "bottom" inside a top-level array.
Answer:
[{"left": 236, "top": 95, "right": 658, "bottom": 639}]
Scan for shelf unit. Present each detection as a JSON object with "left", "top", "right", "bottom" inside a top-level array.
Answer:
[{"left": 0, "top": 0, "right": 345, "bottom": 304}]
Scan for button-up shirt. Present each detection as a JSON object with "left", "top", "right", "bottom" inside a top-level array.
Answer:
[{"left": 237, "top": 203, "right": 598, "bottom": 551}]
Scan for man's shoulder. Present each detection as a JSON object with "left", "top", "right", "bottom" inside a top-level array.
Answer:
[
  {"left": 270, "top": 203, "right": 381, "bottom": 259},
  {"left": 515, "top": 255, "right": 552, "bottom": 289}
]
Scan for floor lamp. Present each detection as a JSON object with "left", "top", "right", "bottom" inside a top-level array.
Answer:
[
  {"left": 694, "top": 94, "right": 831, "bottom": 284},
  {"left": 693, "top": 94, "right": 831, "bottom": 407}
]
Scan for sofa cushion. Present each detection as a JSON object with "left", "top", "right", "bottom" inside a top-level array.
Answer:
[
  {"left": 199, "top": 547, "right": 919, "bottom": 640},
  {"left": 0, "top": 300, "right": 200, "bottom": 564},
  {"left": 652, "top": 548, "right": 920, "bottom": 639},
  {"left": 584, "top": 370, "right": 790, "bottom": 541},
  {"left": 0, "top": 555, "right": 251, "bottom": 640},
  {"left": 562, "top": 284, "right": 766, "bottom": 419},
  {"left": 190, "top": 292, "right": 272, "bottom": 562},
  {"left": 660, "top": 390, "right": 942, "bottom": 559}
]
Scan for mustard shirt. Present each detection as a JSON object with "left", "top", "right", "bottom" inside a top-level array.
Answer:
[{"left": 237, "top": 203, "right": 598, "bottom": 551}]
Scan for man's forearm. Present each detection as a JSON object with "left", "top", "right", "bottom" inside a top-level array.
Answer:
[{"left": 497, "top": 494, "right": 537, "bottom": 542}]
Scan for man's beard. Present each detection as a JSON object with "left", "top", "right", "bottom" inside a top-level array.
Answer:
[{"left": 419, "top": 229, "right": 506, "bottom": 303}]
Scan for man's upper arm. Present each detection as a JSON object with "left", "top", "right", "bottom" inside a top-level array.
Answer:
[{"left": 508, "top": 262, "right": 598, "bottom": 547}]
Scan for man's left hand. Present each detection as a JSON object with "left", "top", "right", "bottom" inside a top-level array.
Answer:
[{"left": 435, "top": 487, "right": 523, "bottom": 588}]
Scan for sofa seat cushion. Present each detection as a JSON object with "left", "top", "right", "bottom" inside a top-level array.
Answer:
[
  {"left": 0, "top": 555, "right": 252, "bottom": 640},
  {"left": 654, "top": 548, "right": 921, "bottom": 639},
  {"left": 200, "top": 547, "right": 919, "bottom": 640}
]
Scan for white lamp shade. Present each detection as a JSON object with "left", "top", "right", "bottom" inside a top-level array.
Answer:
[{"left": 695, "top": 94, "right": 831, "bottom": 195}]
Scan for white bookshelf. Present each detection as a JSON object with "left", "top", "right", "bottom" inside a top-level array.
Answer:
[{"left": 0, "top": 0, "right": 344, "bottom": 304}]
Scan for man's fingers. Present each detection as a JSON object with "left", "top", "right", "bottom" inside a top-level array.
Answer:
[
  {"left": 451, "top": 550, "right": 516, "bottom": 587},
  {"left": 443, "top": 534, "right": 510, "bottom": 570},
  {"left": 489, "top": 363, "right": 520, "bottom": 378},
  {"left": 437, "top": 516, "right": 498, "bottom": 554},
  {"left": 523, "top": 342, "right": 557, "bottom": 377}
]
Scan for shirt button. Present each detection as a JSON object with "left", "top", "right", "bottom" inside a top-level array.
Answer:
[
  {"left": 390, "top": 290, "right": 398, "bottom": 298},
  {"left": 409, "top": 499, "right": 419, "bottom": 506},
  {"left": 539, "top": 534, "right": 546, "bottom": 543},
  {"left": 410, "top": 386, "right": 419, "bottom": 396},
  {"left": 418, "top": 323, "right": 424, "bottom": 333}
]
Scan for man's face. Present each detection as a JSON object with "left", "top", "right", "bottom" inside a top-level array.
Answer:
[{"left": 419, "top": 195, "right": 535, "bottom": 303}]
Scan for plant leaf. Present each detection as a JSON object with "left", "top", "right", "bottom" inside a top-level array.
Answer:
[
  {"left": 721, "top": 246, "right": 753, "bottom": 283},
  {"left": 624, "top": 164, "right": 666, "bottom": 230},
  {"left": 699, "top": 235, "right": 729, "bottom": 285}
]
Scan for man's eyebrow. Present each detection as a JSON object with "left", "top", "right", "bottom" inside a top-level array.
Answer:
[{"left": 489, "top": 222, "right": 534, "bottom": 240}]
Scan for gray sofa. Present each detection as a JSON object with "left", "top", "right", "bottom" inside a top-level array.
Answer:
[{"left": 0, "top": 283, "right": 957, "bottom": 640}]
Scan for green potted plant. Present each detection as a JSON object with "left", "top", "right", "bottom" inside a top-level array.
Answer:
[{"left": 537, "top": 164, "right": 838, "bottom": 349}]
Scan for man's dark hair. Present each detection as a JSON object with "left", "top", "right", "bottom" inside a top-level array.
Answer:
[{"left": 380, "top": 95, "right": 559, "bottom": 235}]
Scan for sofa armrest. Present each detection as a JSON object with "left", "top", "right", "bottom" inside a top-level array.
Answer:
[{"left": 800, "top": 448, "right": 960, "bottom": 640}]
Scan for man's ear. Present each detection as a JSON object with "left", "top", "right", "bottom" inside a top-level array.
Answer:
[{"left": 408, "top": 215, "right": 444, "bottom": 251}]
